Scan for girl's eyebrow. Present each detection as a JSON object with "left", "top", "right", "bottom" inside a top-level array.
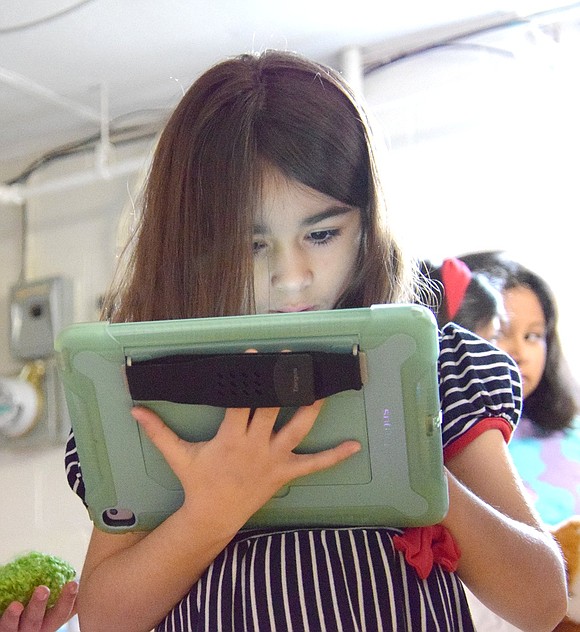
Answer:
[
  {"left": 302, "top": 205, "right": 356, "bottom": 227},
  {"left": 253, "top": 205, "right": 356, "bottom": 233}
]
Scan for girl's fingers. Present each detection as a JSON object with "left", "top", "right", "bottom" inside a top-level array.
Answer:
[
  {"left": 289, "top": 440, "right": 362, "bottom": 480},
  {"left": 272, "top": 399, "right": 325, "bottom": 449},
  {"left": 274, "top": 399, "right": 361, "bottom": 479},
  {"left": 0, "top": 600, "right": 24, "bottom": 632},
  {"left": 217, "top": 406, "right": 282, "bottom": 441},
  {"left": 240, "top": 406, "right": 281, "bottom": 437},
  {"left": 0, "top": 582, "right": 78, "bottom": 632},
  {"left": 131, "top": 406, "right": 189, "bottom": 469},
  {"left": 13, "top": 586, "right": 49, "bottom": 631},
  {"left": 132, "top": 401, "right": 360, "bottom": 495},
  {"left": 42, "top": 581, "right": 78, "bottom": 631},
  {"left": 216, "top": 407, "right": 254, "bottom": 436}
]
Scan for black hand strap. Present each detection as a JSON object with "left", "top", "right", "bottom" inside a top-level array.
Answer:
[{"left": 125, "top": 351, "right": 365, "bottom": 407}]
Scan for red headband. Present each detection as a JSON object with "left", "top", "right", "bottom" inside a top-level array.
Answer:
[{"left": 441, "top": 258, "right": 472, "bottom": 320}]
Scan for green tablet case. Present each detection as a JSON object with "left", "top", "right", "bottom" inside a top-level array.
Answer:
[{"left": 55, "top": 304, "right": 447, "bottom": 533}]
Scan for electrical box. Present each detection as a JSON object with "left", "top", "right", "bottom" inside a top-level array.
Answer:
[{"left": 9, "top": 277, "right": 73, "bottom": 361}]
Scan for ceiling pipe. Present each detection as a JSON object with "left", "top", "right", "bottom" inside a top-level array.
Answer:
[
  {"left": 0, "top": 183, "right": 25, "bottom": 205},
  {"left": 96, "top": 82, "right": 115, "bottom": 178},
  {"left": 361, "top": 12, "right": 526, "bottom": 73},
  {"left": 0, "top": 74, "right": 149, "bottom": 204},
  {"left": 0, "top": 66, "right": 102, "bottom": 124},
  {"left": 2, "top": 155, "right": 149, "bottom": 201},
  {"left": 338, "top": 46, "right": 364, "bottom": 97}
]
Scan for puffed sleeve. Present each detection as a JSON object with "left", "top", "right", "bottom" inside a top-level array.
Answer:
[
  {"left": 64, "top": 428, "right": 87, "bottom": 506},
  {"left": 438, "top": 322, "right": 522, "bottom": 461}
]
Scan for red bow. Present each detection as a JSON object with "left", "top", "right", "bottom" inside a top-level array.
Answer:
[
  {"left": 393, "top": 525, "right": 461, "bottom": 579},
  {"left": 441, "top": 258, "right": 472, "bottom": 320}
]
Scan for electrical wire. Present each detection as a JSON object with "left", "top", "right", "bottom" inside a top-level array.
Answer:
[
  {"left": 364, "top": 1, "right": 580, "bottom": 75},
  {"left": 0, "top": 0, "right": 97, "bottom": 35},
  {"left": 5, "top": 109, "right": 169, "bottom": 185}
]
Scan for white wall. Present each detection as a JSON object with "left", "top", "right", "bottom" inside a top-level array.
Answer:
[
  {"left": 0, "top": 445, "right": 92, "bottom": 572},
  {"left": 0, "top": 140, "right": 152, "bottom": 572},
  {"left": 364, "top": 18, "right": 580, "bottom": 377}
]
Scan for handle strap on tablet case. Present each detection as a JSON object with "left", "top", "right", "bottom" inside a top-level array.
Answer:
[{"left": 125, "top": 350, "right": 365, "bottom": 407}]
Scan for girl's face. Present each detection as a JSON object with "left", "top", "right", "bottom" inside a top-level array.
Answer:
[
  {"left": 496, "top": 286, "right": 547, "bottom": 399},
  {"left": 253, "top": 170, "right": 362, "bottom": 314}
]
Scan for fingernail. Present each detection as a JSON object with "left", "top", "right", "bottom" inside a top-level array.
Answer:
[
  {"left": 7, "top": 601, "right": 24, "bottom": 615},
  {"left": 35, "top": 585, "right": 50, "bottom": 601}
]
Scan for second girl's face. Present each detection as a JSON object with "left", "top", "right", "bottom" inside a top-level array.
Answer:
[
  {"left": 253, "top": 170, "right": 362, "bottom": 314},
  {"left": 496, "top": 285, "right": 547, "bottom": 399}
]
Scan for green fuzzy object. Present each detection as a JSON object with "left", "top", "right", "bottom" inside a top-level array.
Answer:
[{"left": 0, "top": 552, "right": 76, "bottom": 614}]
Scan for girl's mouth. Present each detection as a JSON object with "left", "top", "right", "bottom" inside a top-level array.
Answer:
[{"left": 271, "top": 306, "right": 314, "bottom": 313}]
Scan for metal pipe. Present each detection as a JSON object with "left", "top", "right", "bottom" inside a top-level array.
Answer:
[
  {"left": 0, "top": 66, "right": 101, "bottom": 123},
  {"left": 3, "top": 155, "right": 148, "bottom": 201},
  {"left": 338, "top": 46, "right": 364, "bottom": 96}
]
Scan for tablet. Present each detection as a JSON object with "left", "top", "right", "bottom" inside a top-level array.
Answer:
[{"left": 55, "top": 304, "right": 447, "bottom": 533}]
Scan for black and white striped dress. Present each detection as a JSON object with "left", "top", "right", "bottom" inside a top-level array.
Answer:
[{"left": 65, "top": 323, "right": 522, "bottom": 631}]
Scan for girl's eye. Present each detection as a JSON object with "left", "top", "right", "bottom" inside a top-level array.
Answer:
[
  {"left": 307, "top": 229, "right": 340, "bottom": 245},
  {"left": 252, "top": 239, "right": 267, "bottom": 255},
  {"left": 526, "top": 331, "right": 546, "bottom": 343}
]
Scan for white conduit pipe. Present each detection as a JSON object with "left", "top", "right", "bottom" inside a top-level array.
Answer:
[
  {"left": 0, "top": 155, "right": 149, "bottom": 202},
  {"left": 0, "top": 184, "right": 25, "bottom": 205},
  {"left": 338, "top": 46, "right": 364, "bottom": 97},
  {"left": 96, "top": 82, "right": 114, "bottom": 178},
  {"left": 0, "top": 70, "right": 147, "bottom": 204},
  {"left": 0, "top": 66, "right": 102, "bottom": 124}
]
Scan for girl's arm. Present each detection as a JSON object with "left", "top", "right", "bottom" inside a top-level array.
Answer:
[
  {"left": 75, "top": 402, "right": 360, "bottom": 632},
  {"left": 444, "top": 428, "right": 567, "bottom": 632}
]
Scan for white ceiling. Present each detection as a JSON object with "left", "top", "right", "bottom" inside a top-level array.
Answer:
[{"left": 0, "top": 0, "right": 573, "bottom": 184}]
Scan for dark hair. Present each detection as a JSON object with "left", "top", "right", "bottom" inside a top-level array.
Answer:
[
  {"left": 419, "top": 259, "right": 503, "bottom": 333},
  {"left": 102, "top": 50, "right": 417, "bottom": 322},
  {"left": 459, "top": 250, "right": 579, "bottom": 432}
]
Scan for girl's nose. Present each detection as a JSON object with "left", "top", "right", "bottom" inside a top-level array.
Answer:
[
  {"left": 270, "top": 248, "right": 312, "bottom": 293},
  {"left": 500, "top": 334, "right": 524, "bottom": 366}
]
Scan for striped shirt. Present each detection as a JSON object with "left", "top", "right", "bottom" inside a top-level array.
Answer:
[{"left": 65, "top": 322, "right": 521, "bottom": 631}]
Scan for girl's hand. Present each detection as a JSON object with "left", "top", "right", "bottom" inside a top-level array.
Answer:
[
  {"left": 132, "top": 401, "right": 361, "bottom": 533},
  {"left": 76, "top": 404, "right": 358, "bottom": 632},
  {"left": 0, "top": 581, "right": 78, "bottom": 632}
]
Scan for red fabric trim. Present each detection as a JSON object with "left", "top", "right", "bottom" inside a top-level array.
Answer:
[
  {"left": 443, "top": 416, "right": 513, "bottom": 462},
  {"left": 393, "top": 525, "right": 461, "bottom": 579},
  {"left": 441, "top": 258, "right": 472, "bottom": 320}
]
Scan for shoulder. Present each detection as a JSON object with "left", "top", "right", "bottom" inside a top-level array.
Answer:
[
  {"left": 438, "top": 323, "right": 523, "bottom": 453},
  {"left": 439, "top": 322, "right": 518, "bottom": 374},
  {"left": 439, "top": 322, "right": 521, "bottom": 389}
]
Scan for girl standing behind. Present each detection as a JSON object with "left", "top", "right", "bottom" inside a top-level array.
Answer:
[
  {"left": 461, "top": 251, "right": 580, "bottom": 525},
  {"left": 65, "top": 51, "right": 566, "bottom": 632}
]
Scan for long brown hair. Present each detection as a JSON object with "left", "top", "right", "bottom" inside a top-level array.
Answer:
[{"left": 102, "top": 50, "right": 417, "bottom": 322}]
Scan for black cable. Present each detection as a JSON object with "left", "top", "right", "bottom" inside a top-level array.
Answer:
[
  {"left": 5, "top": 110, "right": 169, "bottom": 185},
  {"left": 364, "top": 2, "right": 580, "bottom": 76},
  {"left": 0, "top": 0, "right": 97, "bottom": 35}
]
